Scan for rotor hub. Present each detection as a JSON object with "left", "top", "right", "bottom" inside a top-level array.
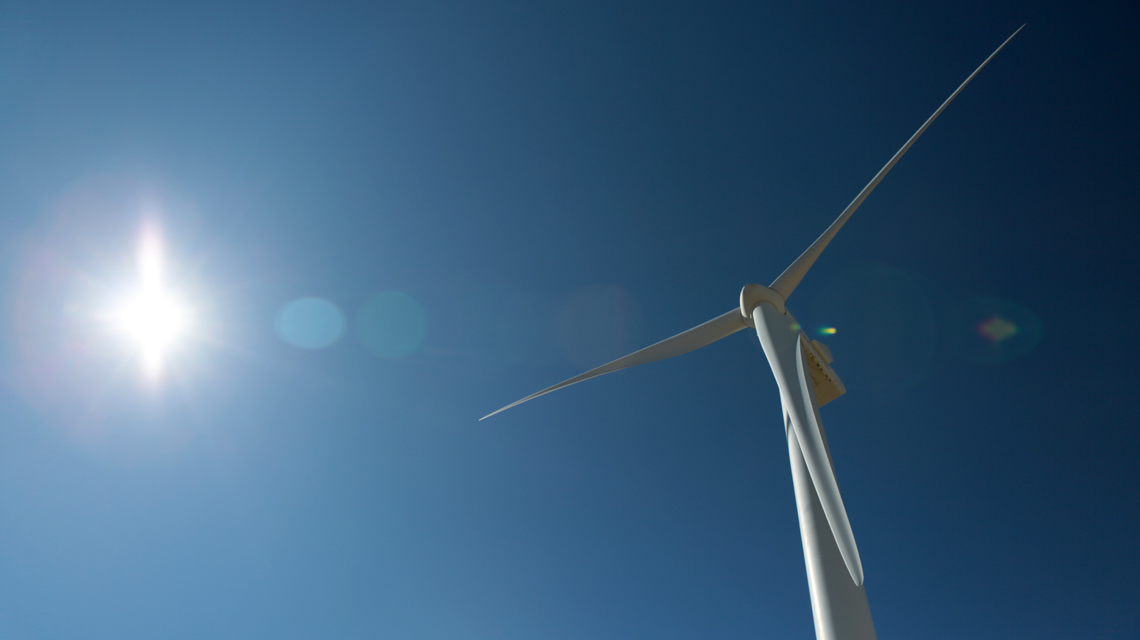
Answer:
[{"left": 740, "top": 283, "right": 786, "bottom": 325}]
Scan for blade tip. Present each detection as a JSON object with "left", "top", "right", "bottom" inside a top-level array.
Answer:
[{"left": 481, "top": 400, "right": 523, "bottom": 421}]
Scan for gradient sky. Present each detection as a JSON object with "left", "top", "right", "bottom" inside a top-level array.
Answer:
[{"left": 1, "top": 1, "right": 1137, "bottom": 639}]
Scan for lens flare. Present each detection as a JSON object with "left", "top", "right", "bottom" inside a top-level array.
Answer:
[
  {"left": 819, "top": 326, "right": 837, "bottom": 335},
  {"left": 976, "top": 316, "right": 1019, "bottom": 344},
  {"left": 356, "top": 291, "right": 428, "bottom": 358},
  {"left": 110, "top": 231, "right": 191, "bottom": 377},
  {"left": 952, "top": 297, "right": 1043, "bottom": 364},
  {"left": 275, "top": 297, "right": 345, "bottom": 349}
]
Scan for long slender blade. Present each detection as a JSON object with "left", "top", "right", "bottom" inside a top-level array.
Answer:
[
  {"left": 769, "top": 25, "right": 1025, "bottom": 301},
  {"left": 481, "top": 308, "right": 747, "bottom": 420},
  {"left": 753, "top": 302, "right": 864, "bottom": 585}
]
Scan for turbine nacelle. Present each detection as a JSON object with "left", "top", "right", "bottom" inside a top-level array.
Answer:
[
  {"left": 803, "top": 335, "right": 846, "bottom": 407},
  {"left": 741, "top": 283, "right": 846, "bottom": 408}
]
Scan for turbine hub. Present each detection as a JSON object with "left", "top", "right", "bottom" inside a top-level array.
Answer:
[{"left": 740, "top": 284, "right": 786, "bottom": 325}]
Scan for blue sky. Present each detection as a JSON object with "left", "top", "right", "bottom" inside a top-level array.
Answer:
[{"left": 0, "top": 1, "right": 1137, "bottom": 638}]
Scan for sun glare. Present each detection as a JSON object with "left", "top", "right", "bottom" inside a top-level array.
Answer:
[{"left": 112, "top": 231, "right": 191, "bottom": 378}]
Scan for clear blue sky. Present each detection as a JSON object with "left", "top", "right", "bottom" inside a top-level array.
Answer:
[{"left": 1, "top": 1, "right": 1137, "bottom": 639}]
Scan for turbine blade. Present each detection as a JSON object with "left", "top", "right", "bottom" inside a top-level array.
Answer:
[
  {"left": 753, "top": 302, "right": 864, "bottom": 585},
  {"left": 481, "top": 308, "right": 747, "bottom": 420},
  {"left": 769, "top": 24, "right": 1025, "bottom": 300}
]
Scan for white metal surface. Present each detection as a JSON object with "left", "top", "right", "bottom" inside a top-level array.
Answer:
[
  {"left": 787, "top": 415, "right": 878, "bottom": 640},
  {"left": 753, "top": 302, "right": 864, "bottom": 586}
]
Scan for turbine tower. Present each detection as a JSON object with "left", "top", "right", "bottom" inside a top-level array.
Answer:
[{"left": 484, "top": 27, "right": 1024, "bottom": 640}]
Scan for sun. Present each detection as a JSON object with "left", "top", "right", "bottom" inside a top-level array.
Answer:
[
  {"left": 110, "top": 231, "right": 192, "bottom": 377},
  {"left": 117, "top": 287, "right": 188, "bottom": 374}
]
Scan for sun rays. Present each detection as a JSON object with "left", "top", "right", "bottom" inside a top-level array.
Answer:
[{"left": 109, "top": 229, "right": 193, "bottom": 379}]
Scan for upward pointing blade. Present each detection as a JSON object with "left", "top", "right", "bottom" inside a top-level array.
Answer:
[
  {"left": 769, "top": 25, "right": 1024, "bottom": 301},
  {"left": 481, "top": 308, "right": 747, "bottom": 420}
]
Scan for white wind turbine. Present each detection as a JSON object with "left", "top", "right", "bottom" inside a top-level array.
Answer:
[{"left": 483, "top": 27, "right": 1024, "bottom": 640}]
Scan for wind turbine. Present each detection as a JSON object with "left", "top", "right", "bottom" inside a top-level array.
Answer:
[{"left": 483, "top": 26, "right": 1024, "bottom": 640}]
